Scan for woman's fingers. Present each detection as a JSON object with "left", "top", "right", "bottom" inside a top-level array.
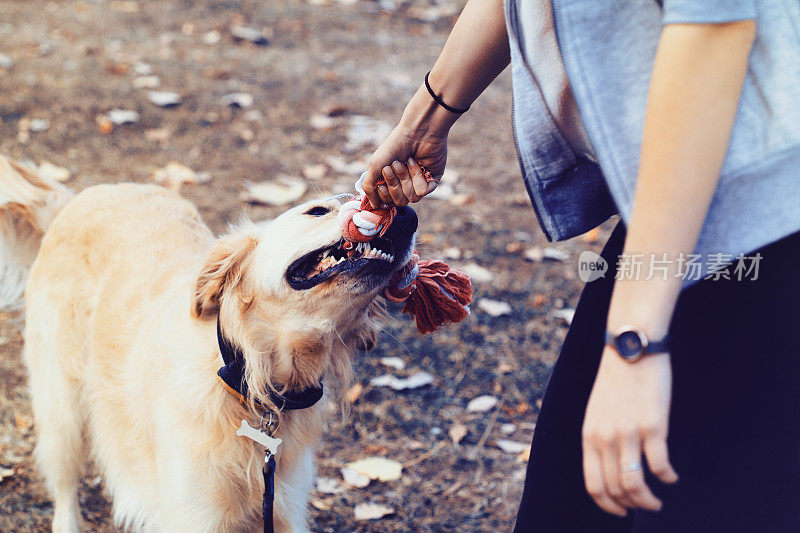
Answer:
[
  {"left": 599, "top": 439, "right": 635, "bottom": 509},
  {"left": 582, "top": 442, "right": 627, "bottom": 516},
  {"left": 643, "top": 434, "right": 679, "bottom": 484},
  {"left": 381, "top": 165, "right": 408, "bottom": 206},
  {"left": 407, "top": 158, "right": 433, "bottom": 197},
  {"left": 361, "top": 169, "right": 383, "bottom": 209},
  {"left": 618, "top": 435, "right": 662, "bottom": 511},
  {"left": 393, "top": 161, "right": 420, "bottom": 203}
]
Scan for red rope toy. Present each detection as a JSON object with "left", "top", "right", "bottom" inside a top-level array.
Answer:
[{"left": 337, "top": 170, "right": 473, "bottom": 334}]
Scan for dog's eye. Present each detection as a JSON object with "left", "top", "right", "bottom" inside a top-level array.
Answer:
[{"left": 304, "top": 206, "right": 330, "bottom": 216}]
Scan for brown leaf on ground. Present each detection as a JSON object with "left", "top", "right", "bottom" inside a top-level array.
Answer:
[{"left": 449, "top": 422, "right": 467, "bottom": 445}]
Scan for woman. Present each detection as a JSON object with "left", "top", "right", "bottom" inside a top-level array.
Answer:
[{"left": 364, "top": 0, "right": 800, "bottom": 531}]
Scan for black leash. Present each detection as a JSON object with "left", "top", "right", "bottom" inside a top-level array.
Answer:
[
  {"left": 216, "top": 316, "right": 324, "bottom": 533},
  {"left": 263, "top": 454, "right": 276, "bottom": 533}
]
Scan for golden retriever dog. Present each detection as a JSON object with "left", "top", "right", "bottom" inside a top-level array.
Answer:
[{"left": 0, "top": 155, "right": 417, "bottom": 532}]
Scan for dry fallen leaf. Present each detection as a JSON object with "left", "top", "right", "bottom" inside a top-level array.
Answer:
[
  {"left": 345, "top": 382, "right": 363, "bottom": 404},
  {"left": 369, "top": 371, "right": 433, "bottom": 391},
  {"left": 500, "top": 423, "right": 516, "bottom": 434},
  {"left": 379, "top": 356, "right": 405, "bottom": 371},
  {"left": 38, "top": 161, "right": 71, "bottom": 182},
  {"left": 152, "top": 162, "right": 205, "bottom": 191},
  {"left": 221, "top": 92, "right": 254, "bottom": 108},
  {"left": 147, "top": 91, "right": 181, "bottom": 107},
  {"left": 241, "top": 177, "right": 307, "bottom": 206},
  {"left": 449, "top": 193, "right": 473, "bottom": 206},
  {"left": 107, "top": 109, "right": 140, "bottom": 125},
  {"left": 133, "top": 76, "right": 160, "bottom": 89},
  {"left": 97, "top": 117, "right": 114, "bottom": 135},
  {"left": 543, "top": 247, "right": 570, "bottom": 262},
  {"left": 354, "top": 502, "right": 394, "bottom": 521},
  {"left": 428, "top": 181, "right": 454, "bottom": 200},
  {"left": 496, "top": 439, "right": 528, "bottom": 455},
  {"left": 364, "top": 443, "right": 389, "bottom": 454},
  {"left": 345, "top": 457, "right": 402, "bottom": 482},
  {"left": 0, "top": 467, "right": 14, "bottom": 483},
  {"left": 477, "top": 299, "right": 512, "bottom": 317},
  {"left": 462, "top": 263, "right": 493, "bottom": 283},
  {"left": 502, "top": 401, "right": 530, "bottom": 417},
  {"left": 553, "top": 308, "right": 576, "bottom": 325},
  {"left": 443, "top": 247, "right": 462, "bottom": 260},
  {"left": 449, "top": 422, "right": 468, "bottom": 445},
  {"left": 340, "top": 466, "right": 370, "bottom": 488},
  {"left": 466, "top": 395, "right": 498, "bottom": 413},
  {"left": 311, "top": 498, "right": 332, "bottom": 511},
  {"left": 506, "top": 242, "right": 523, "bottom": 253},
  {"left": 523, "top": 247, "right": 544, "bottom": 262},
  {"left": 315, "top": 477, "right": 342, "bottom": 494},
  {"left": 310, "top": 114, "right": 337, "bottom": 131},
  {"left": 302, "top": 164, "right": 327, "bottom": 180}
]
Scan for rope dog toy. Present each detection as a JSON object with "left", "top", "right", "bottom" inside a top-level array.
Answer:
[{"left": 338, "top": 169, "right": 472, "bottom": 334}]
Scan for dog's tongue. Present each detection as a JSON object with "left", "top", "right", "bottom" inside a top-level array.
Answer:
[{"left": 339, "top": 174, "right": 473, "bottom": 334}]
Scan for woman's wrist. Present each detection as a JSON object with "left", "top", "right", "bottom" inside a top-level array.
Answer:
[
  {"left": 399, "top": 84, "right": 461, "bottom": 139},
  {"left": 606, "top": 280, "right": 678, "bottom": 341}
]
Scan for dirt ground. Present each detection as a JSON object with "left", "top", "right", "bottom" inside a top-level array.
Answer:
[{"left": 0, "top": 0, "right": 614, "bottom": 531}]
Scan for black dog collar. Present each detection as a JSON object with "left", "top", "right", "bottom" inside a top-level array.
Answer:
[{"left": 216, "top": 317, "right": 324, "bottom": 411}]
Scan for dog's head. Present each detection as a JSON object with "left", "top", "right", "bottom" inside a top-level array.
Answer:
[{"left": 192, "top": 196, "right": 417, "bottom": 412}]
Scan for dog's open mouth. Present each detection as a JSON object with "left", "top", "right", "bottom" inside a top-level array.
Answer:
[
  {"left": 286, "top": 205, "right": 417, "bottom": 291},
  {"left": 286, "top": 236, "right": 397, "bottom": 290}
]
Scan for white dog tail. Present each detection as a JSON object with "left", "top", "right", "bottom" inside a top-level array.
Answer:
[{"left": 0, "top": 155, "right": 73, "bottom": 311}]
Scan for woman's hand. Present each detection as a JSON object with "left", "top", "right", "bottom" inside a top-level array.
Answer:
[
  {"left": 362, "top": 123, "right": 448, "bottom": 208},
  {"left": 582, "top": 348, "right": 678, "bottom": 516},
  {"left": 361, "top": 0, "right": 510, "bottom": 208}
]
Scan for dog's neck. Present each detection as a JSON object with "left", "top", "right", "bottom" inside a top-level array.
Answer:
[{"left": 215, "top": 316, "right": 324, "bottom": 412}]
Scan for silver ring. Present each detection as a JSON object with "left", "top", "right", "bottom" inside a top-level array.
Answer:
[{"left": 620, "top": 461, "right": 642, "bottom": 473}]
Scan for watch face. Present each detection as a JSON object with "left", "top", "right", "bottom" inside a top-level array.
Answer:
[{"left": 616, "top": 330, "right": 644, "bottom": 359}]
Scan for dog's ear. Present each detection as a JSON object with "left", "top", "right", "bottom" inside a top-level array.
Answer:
[{"left": 192, "top": 233, "right": 258, "bottom": 319}]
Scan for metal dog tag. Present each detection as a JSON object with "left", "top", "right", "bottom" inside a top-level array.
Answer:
[{"left": 235, "top": 419, "right": 282, "bottom": 456}]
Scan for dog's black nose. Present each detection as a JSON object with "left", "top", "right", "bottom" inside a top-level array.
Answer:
[{"left": 393, "top": 205, "right": 418, "bottom": 236}]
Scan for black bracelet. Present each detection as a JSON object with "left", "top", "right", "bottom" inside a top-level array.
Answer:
[{"left": 424, "top": 71, "right": 470, "bottom": 114}]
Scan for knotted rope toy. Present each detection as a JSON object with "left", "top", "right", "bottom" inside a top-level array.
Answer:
[{"left": 338, "top": 170, "right": 473, "bottom": 334}]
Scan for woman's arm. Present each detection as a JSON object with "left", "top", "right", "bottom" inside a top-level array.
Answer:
[
  {"left": 362, "top": 0, "right": 510, "bottom": 208},
  {"left": 583, "top": 21, "right": 757, "bottom": 516}
]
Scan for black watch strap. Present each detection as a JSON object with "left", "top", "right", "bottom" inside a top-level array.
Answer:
[{"left": 644, "top": 335, "right": 670, "bottom": 355}]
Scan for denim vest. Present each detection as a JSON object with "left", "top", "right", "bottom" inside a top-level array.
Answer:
[{"left": 506, "top": 0, "right": 800, "bottom": 279}]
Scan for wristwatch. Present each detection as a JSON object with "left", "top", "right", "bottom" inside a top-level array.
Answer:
[{"left": 605, "top": 325, "right": 670, "bottom": 363}]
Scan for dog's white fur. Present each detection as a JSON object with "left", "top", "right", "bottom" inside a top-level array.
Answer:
[{"left": 1, "top": 155, "right": 412, "bottom": 532}]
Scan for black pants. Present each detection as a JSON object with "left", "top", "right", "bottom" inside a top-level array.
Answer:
[{"left": 515, "top": 222, "right": 800, "bottom": 533}]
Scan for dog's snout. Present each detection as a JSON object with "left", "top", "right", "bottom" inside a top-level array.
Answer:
[{"left": 393, "top": 205, "right": 418, "bottom": 235}]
